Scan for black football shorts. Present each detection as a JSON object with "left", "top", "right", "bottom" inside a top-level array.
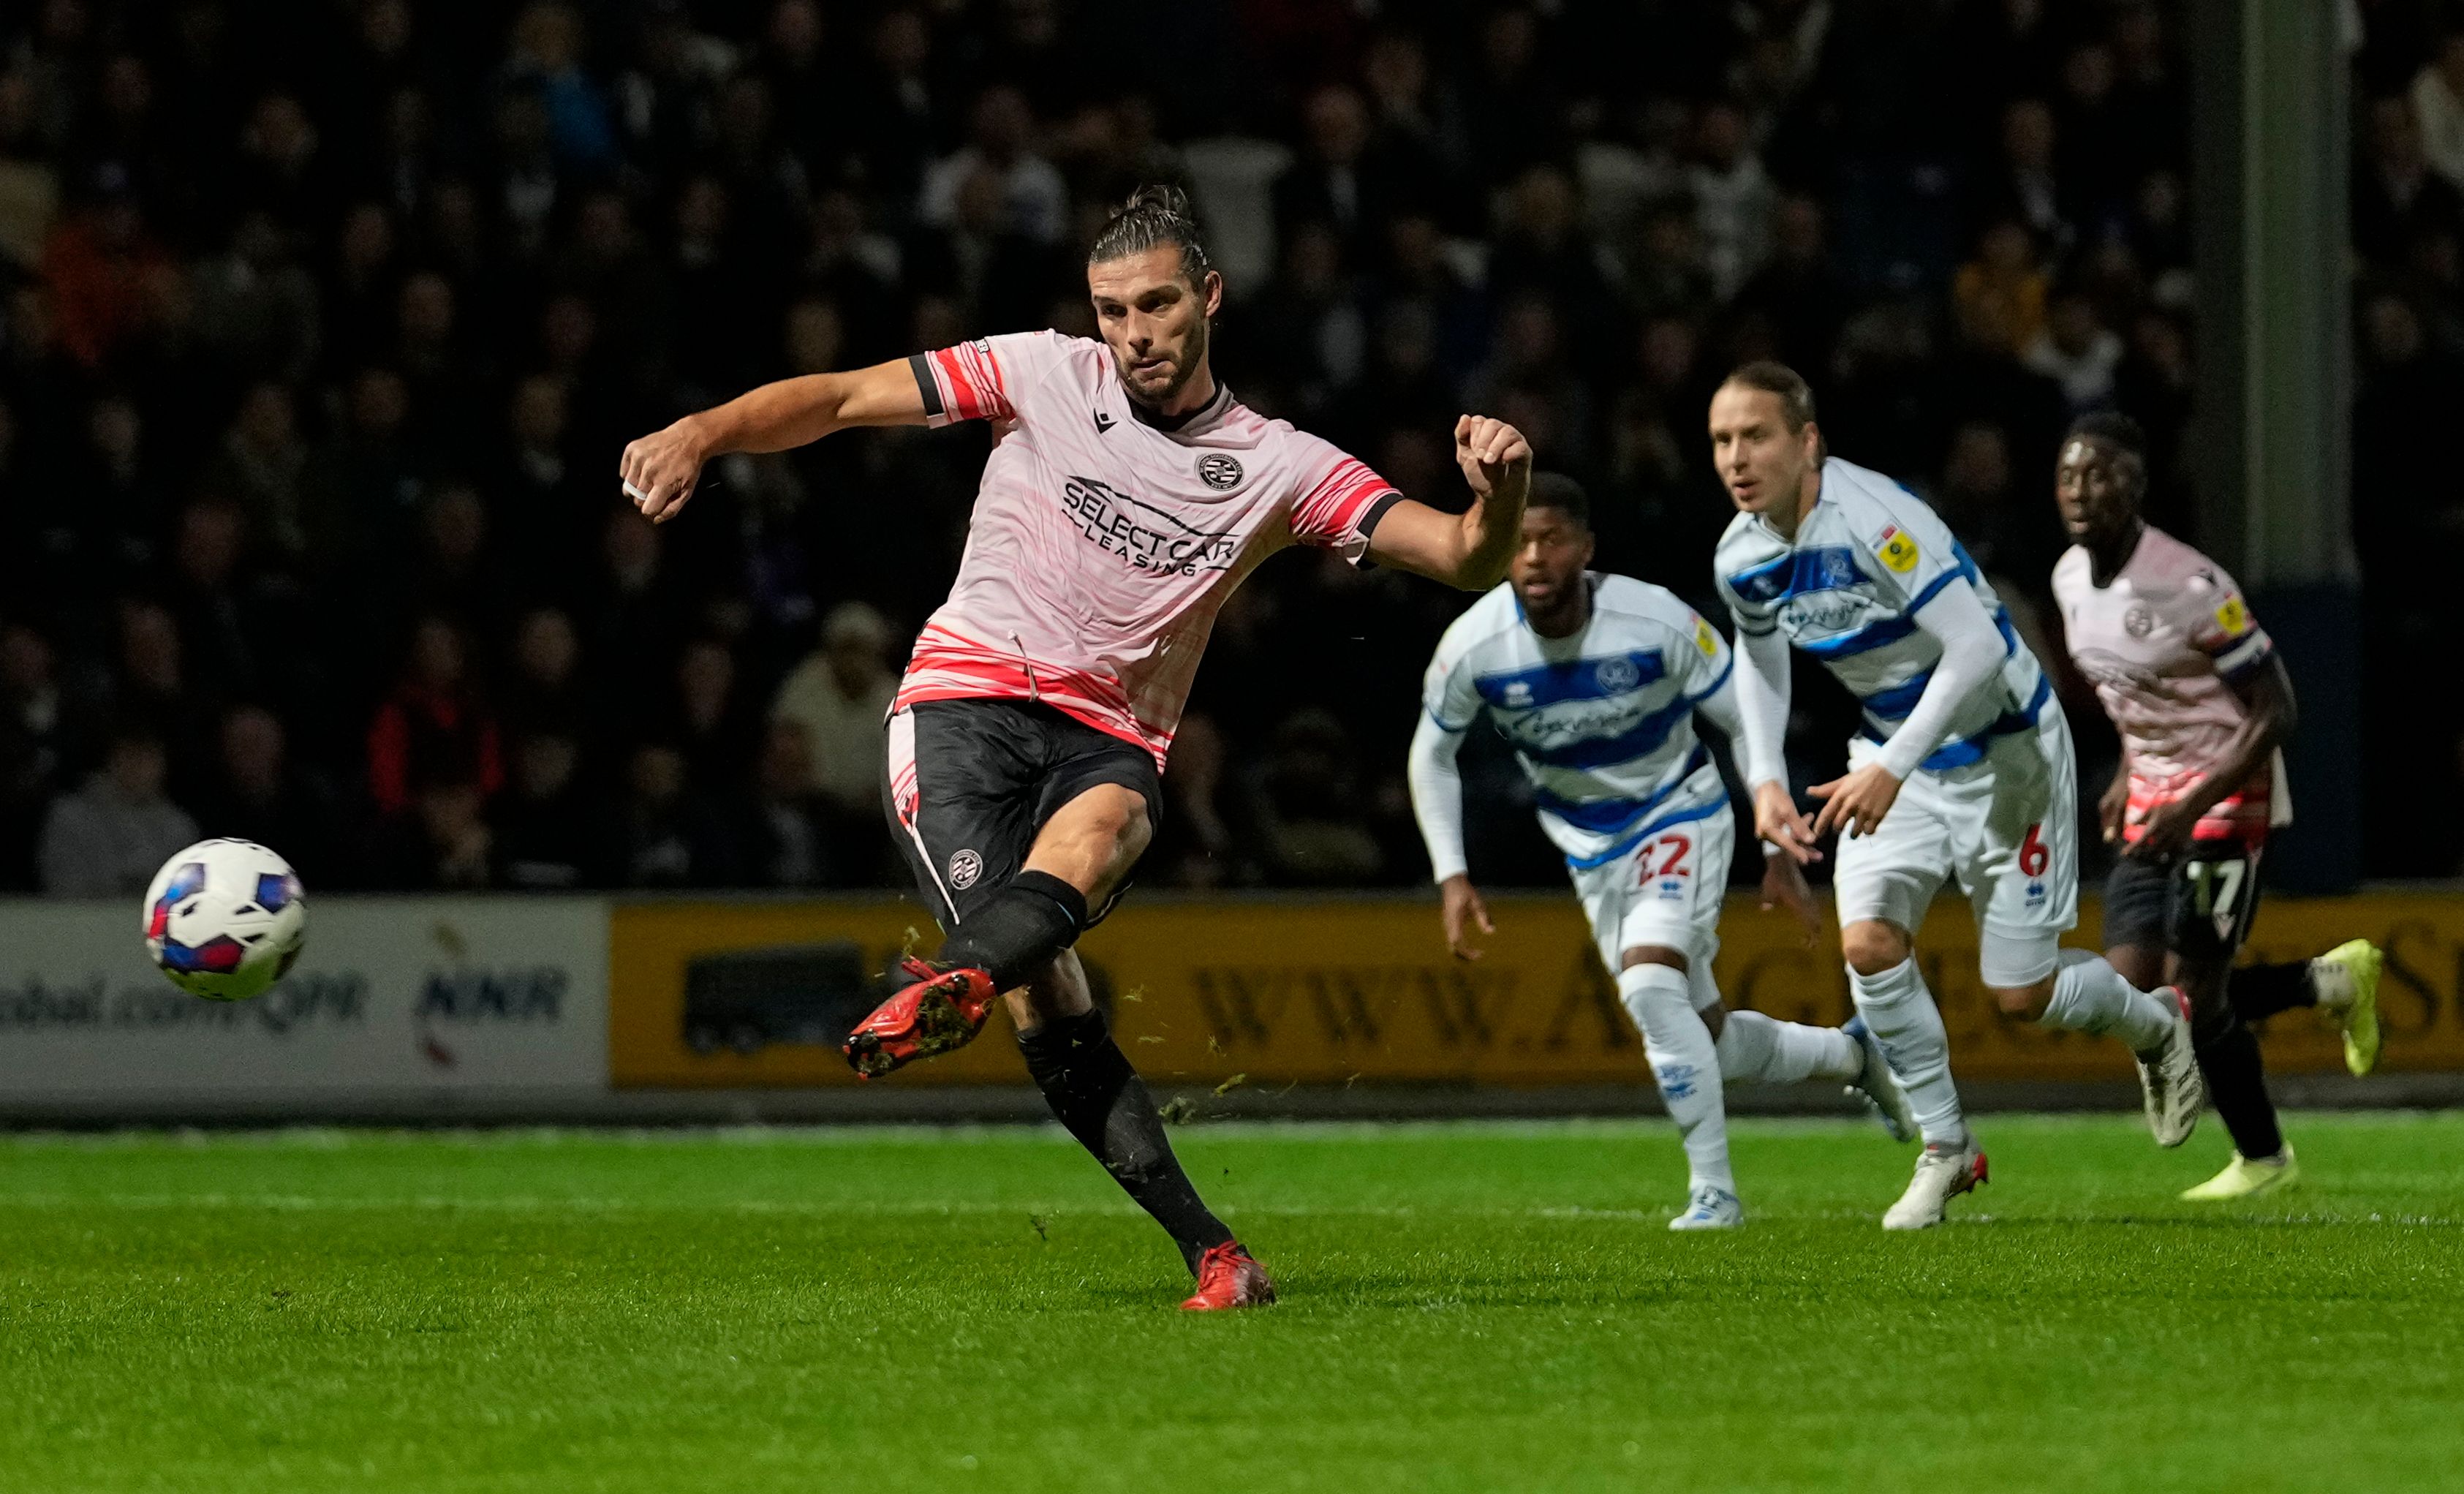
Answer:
[
  {"left": 883, "top": 698, "right": 1161, "bottom": 930},
  {"left": 2103, "top": 839, "right": 2266, "bottom": 967}
]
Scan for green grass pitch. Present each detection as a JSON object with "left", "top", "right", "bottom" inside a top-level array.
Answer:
[{"left": 7, "top": 1114, "right": 2461, "bottom": 1493}]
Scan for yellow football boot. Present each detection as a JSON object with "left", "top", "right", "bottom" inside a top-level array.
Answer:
[
  {"left": 2315, "top": 940, "right": 2383, "bottom": 1076},
  {"left": 2180, "top": 1145, "right": 2299, "bottom": 1202}
]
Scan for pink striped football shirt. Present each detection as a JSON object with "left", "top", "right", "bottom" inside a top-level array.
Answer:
[
  {"left": 895, "top": 331, "right": 1400, "bottom": 767},
  {"left": 2052, "top": 524, "right": 2288, "bottom": 848}
]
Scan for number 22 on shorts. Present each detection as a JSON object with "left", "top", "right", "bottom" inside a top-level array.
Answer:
[{"left": 1634, "top": 834, "right": 1693, "bottom": 897}]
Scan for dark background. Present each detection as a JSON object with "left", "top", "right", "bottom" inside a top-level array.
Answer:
[{"left": 0, "top": 0, "right": 2452, "bottom": 898}]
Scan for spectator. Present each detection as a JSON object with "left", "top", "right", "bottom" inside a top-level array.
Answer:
[
  {"left": 190, "top": 704, "right": 344, "bottom": 889},
  {"left": 366, "top": 616, "right": 500, "bottom": 819},
  {"left": 39, "top": 728, "right": 197, "bottom": 897},
  {"left": 1273, "top": 85, "right": 1379, "bottom": 256},
  {"left": 1952, "top": 220, "right": 2049, "bottom": 359},
  {"left": 2022, "top": 288, "right": 2125, "bottom": 411},
  {"left": 206, "top": 382, "right": 312, "bottom": 563},
  {"left": 165, "top": 499, "right": 268, "bottom": 708},
  {"left": 495, "top": 732, "right": 592, "bottom": 890},
  {"left": 191, "top": 210, "right": 321, "bottom": 385},
  {"left": 745, "top": 718, "right": 829, "bottom": 889},
  {"left": 502, "top": 606, "right": 589, "bottom": 741},
  {"left": 1732, "top": 193, "right": 1848, "bottom": 370},
  {"left": 2355, "top": 94, "right": 2464, "bottom": 265},
  {"left": 917, "top": 86, "right": 1066, "bottom": 247},
  {"left": 603, "top": 742, "right": 741, "bottom": 888},
  {"left": 39, "top": 178, "right": 170, "bottom": 371},
  {"left": 1979, "top": 98, "right": 2071, "bottom": 254},
  {"left": 1245, "top": 709, "right": 1384, "bottom": 886},
  {"left": 1688, "top": 100, "right": 1776, "bottom": 301},
  {"left": 674, "top": 638, "right": 759, "bottom": 788},
  {"left": 2412, "top": 28, "right": 2464, "bottom": 192},
  {"left": 771, "top": 601, "right": 897, "bottom": 820},
  {"left": 0, "top": 623, "right": 74, "bottom": 889},
  {"left": 110, "top": 600, "right": 198, "bottom": 751},
  {"left": 365, "top": 780, "right": 492, "bottom": 890}
]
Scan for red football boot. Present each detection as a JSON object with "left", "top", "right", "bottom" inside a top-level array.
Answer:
[
  {"left": 842, "top": 958, "right": 999, "bottom": 1079},
  {"left": 1179, "top": 1242, "right": 1276, "bottom": 1311}
]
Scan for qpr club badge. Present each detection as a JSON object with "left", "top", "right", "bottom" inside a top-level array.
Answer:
[{"left": 1197, "top": 453, "right": 1244, "bottom": 491}]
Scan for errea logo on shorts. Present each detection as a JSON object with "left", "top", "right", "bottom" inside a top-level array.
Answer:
[{"left": 948, "top": 849, "right": 983, "bottom": 890}]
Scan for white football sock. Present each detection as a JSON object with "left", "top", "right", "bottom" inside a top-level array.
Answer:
[
  {"left": 1620, "top": 964, "right": 1734, "bottom": 1196},
  {"left": 2039, "top": 948, "right": 2176, "bottom": 1055},
  {"left": 1847, "top": 957, "right": 1965, "bottom": 1146},
  {"left": 1715, "top": 1009, "right": 1862, "bottom": 1084}
]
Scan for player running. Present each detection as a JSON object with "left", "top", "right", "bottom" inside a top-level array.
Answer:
[
  {"left": 1407, "top": 474, "right": 1917, "bottom": 1231},
  {"left": 2050, "top": 413, "right": 2383, "bottom": 1201},
  {"left": 1707, "top": 362, "right": 2203, "bottom": 1231},
  {"left": 618, "top": 188, "right": 1533, "bottom": 1310}
]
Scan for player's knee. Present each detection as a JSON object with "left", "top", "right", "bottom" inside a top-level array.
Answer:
[
  {"left": 1621, "top": 945, "right": 1690, "bottom": 975},
  {"left": 1046, "top": 784, "right": 1151, "bottom": 869},
  {"left": 1841, "top": 921, "right": 1911, "bottom": 976},
  {"left": 1988, "top": 978, "right": 2054, "bottom": 1019}
]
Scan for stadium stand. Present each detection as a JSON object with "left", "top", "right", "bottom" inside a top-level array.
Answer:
[{"left": 0, "top": 1, "right": 2432, "bottom": 893}]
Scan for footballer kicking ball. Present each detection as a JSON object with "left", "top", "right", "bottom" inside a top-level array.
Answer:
[{"left": 142, "top": 839, "right": 309, "bottom": 1001}]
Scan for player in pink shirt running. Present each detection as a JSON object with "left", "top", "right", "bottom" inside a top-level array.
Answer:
[
  {"left": 619, "top": 188, "right": 1533, "bottom": 1308},
  {"left": 2051, "top": 414, "right": 2382, "bottom": 1201}
]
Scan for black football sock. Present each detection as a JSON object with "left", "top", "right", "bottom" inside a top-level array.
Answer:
[
  {"left": 2228, "top": 961, "right": 2316, "bottom": 1022},
  {"left": 2191, "top": 989, "right": 2284, "bottom": 1160},
  {"left": 937, "top": 870, "right": 1088, "bottom": 990},
  {"left": 1016, "top": 1007, "right": 1235, "bottom": 1272}
]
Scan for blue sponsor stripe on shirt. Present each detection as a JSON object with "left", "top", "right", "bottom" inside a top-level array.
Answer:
[
  {"left": 1860, "top": 672, "right": 2053, "bottom": 772},
  {"left": 1519, "top": 693, "right": 1695, "bottom": 770},
  {"left": 1533, "top": 744, "right": 1711, "bottom": 834},
  {"left": 1857, "top": 666, "right": 1935, "bottom": 723},
  {"left": 1725, "top": 546, "right": 1867, "bottom": 605},
  {"left": 1472, "top": 650, "right": 1667, "bottom": 711},
  {"left": 1796, "top": 614, "right": 1917, "bottom": 659}
]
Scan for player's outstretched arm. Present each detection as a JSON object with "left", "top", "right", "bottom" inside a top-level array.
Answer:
[
  {"left": 619, "top": 358, "right": 930, "bottom": 524},
  {"left": 1364, "top": 415, "right": 1532, "bottom": 589}
]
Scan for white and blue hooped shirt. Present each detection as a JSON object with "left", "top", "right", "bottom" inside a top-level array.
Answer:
[
  {"left": 1712, "top": 456, "right": 2050, "bottom": 773},
  {"left": 1421, "top": 574, "right": 1734, "bottom": 869}
]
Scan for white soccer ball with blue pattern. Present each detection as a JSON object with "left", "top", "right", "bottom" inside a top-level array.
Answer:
[{"left": 142, "top": 839, "right": 308, "bottom": 1001}]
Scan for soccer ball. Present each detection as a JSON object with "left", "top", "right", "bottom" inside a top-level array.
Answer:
[{"left": 142, "top": 840, "right": 309, "bottom": 1001}]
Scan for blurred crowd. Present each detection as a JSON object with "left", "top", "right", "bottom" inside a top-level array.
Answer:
[
  {"left": 2354, "top": 4, "right": 2464, "bottom": 877},
  {"left": 0, "top": 0, "right": 2436, "bottom": 897}
]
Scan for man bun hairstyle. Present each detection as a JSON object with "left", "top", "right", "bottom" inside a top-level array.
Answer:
[
  {"left": 1723, "top": 360, "right": 1818, "bottom": 431},
  {"left": 1527, "top": 472, "right": 1591, "bottom": 531},
  {"left": 1088, "top": 184, "right": 1214, "bottom": 285}
]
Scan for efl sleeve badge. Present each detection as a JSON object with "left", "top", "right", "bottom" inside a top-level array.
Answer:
[{"left": 1876, "top": 526, "right": 1921, "bottom": 574}]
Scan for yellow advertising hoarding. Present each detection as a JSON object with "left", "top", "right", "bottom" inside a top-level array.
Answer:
[{"left": 608, "top": 892, "right": 2464, "bottom": 1088}]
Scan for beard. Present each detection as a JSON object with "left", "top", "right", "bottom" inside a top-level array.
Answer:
[{"left": 1117, "top": 314, "right": 1210, "bottom": 409}]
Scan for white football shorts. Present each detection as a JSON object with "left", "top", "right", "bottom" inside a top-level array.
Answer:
[
  {"left": 1832, "top": 709, "right": 2080, "bottom": 986},
  {"left": 1571, "top": 800, "right": 1736, "bottom": 1009}
]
